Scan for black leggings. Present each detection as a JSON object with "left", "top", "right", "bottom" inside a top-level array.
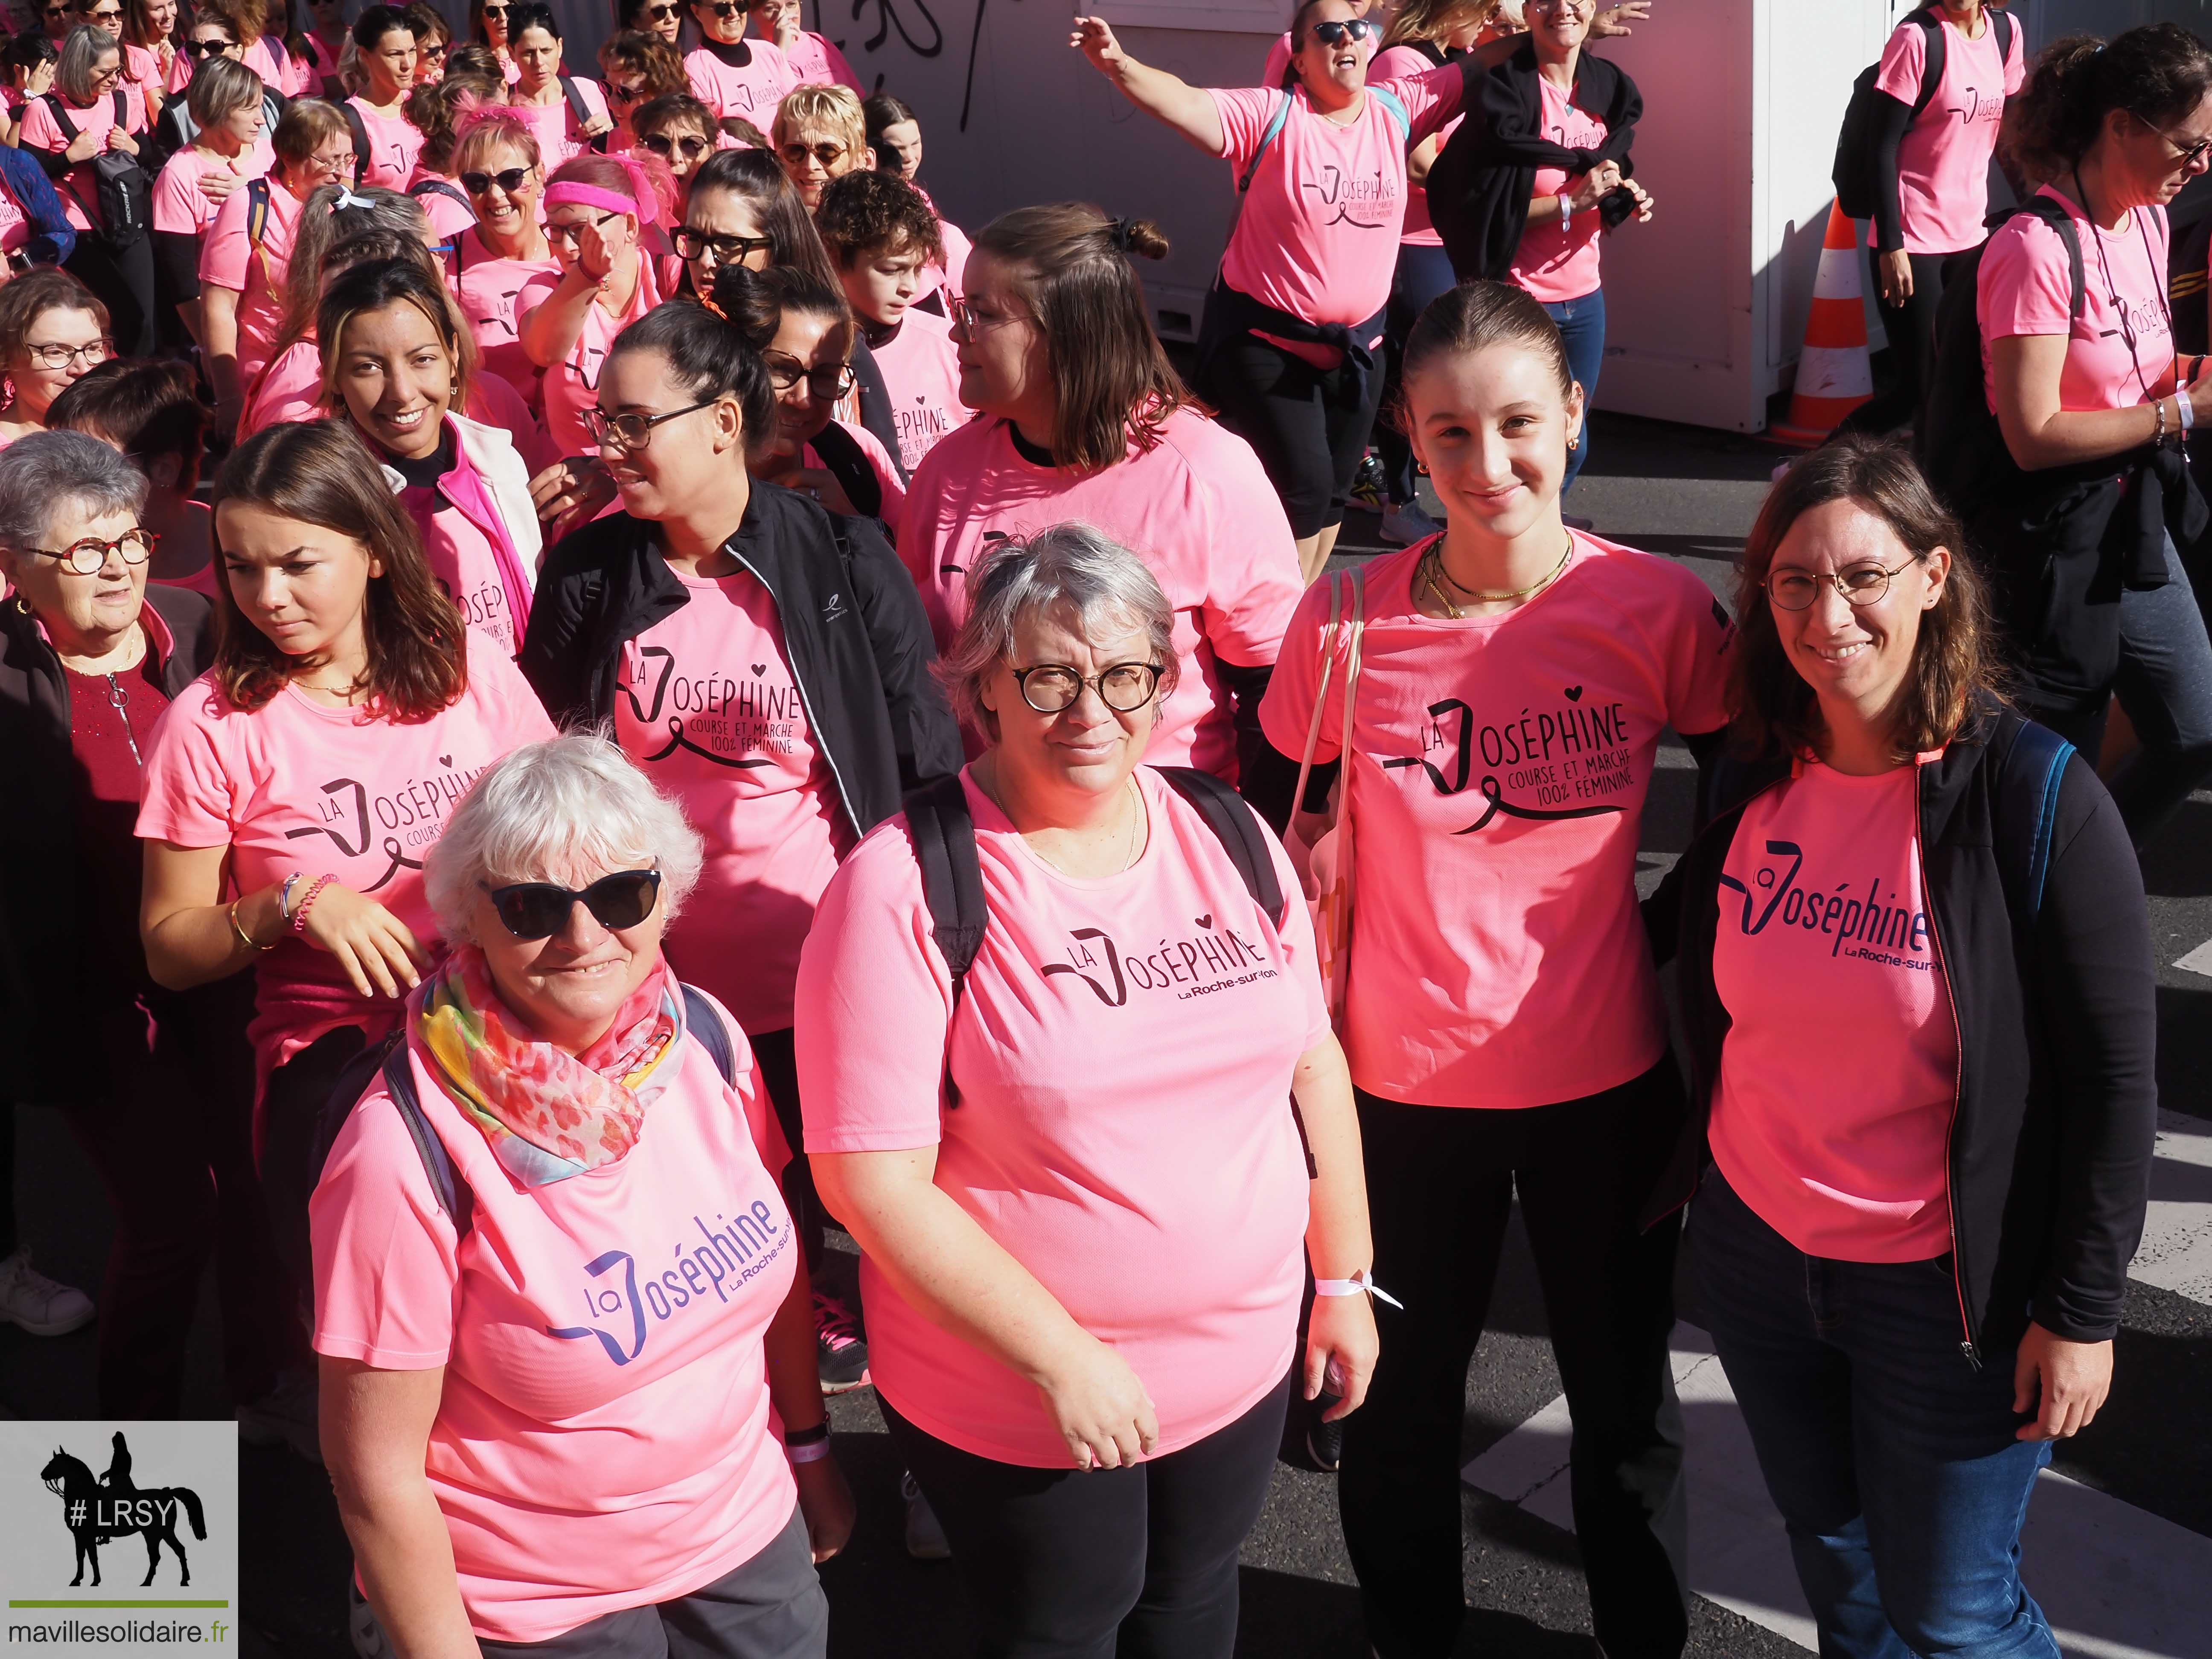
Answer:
[
  {"left": 883, "top": 1374, "right": 1291, "bottom": 1659},
  {"left": 1340, "top": 1062, "right": 1690, "bottom": 1659},
  {"left": 1838, "top": 248, "right": 1946, "bottom": 437},
  {"left": 1199, "top": 332, "right": 1385, "bottom": 540},
  {"left": 64, "top": 233, "right": 158, "bottom": 359}
]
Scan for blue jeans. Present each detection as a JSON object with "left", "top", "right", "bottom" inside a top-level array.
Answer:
[
  {"left": 1543, "top": 287, "right": 1606, "bottom": 496},
  {"left": 1380, "top": 242, "right": 1461, "bottom": 508},
  {"left": 1691, "top": 1168, "right": 2060, "bottom": 1659}
]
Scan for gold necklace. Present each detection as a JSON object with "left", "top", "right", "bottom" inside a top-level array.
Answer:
[{"left": 1425, "top": 535, "right": 1575, "bottom": 614}]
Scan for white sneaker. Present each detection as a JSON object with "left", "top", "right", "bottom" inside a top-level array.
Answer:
[
  {"left": 239, "top": 1368, "right": 323, "bottom": 1464},
  {"left": 901, "top": 1471, "right": 951, "bottom": 1560},
  {"left": 1380, "top": 503, "right": 1444, "bottom": 544},
  {"left": 0, "top": 1245, "right": 95, "bottom": 1336}
]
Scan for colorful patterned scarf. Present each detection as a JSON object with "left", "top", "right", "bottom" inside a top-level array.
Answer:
[{"left": 416, "top": 946, "right": 686, "bottom": 1187}]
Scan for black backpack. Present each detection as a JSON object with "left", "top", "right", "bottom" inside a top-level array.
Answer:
[
  {"left": 42, "top": 91, "right": 151, "bottom": 250},
  {"left": 1832, "top": 6, "right": 2014, "bottom": 221},
  {"left": 1915, "top": 194, "right": 2082, "bottom": 519}
]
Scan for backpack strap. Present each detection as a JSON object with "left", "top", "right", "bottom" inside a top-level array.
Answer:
[
  {"left": 2016, "top": 192, "right": 2086, "bottom": 320},
  {"left": 1907, "top": 8, "right": 1947, "bottom": 122},
  {"left": 806, "top": 420, "right": 885, "bottom": 521},
  {"left": 903, "top": 771, "right": 985, "bottom": 1109},
  {"left": 1992, "top": 716, "right": 2074, "bottom": 928},
  {"left": 556, "top": 73, "right": 606, "bottom": 150},
  {"left": 42, "top": 93, "right": 78, "bottom": 142},
  {"left": 680, "top": 982, "right": 740, "bottom": 1087},
  {"left": 1991, "top": 7, "right": 2014, "bottom": 72},
  {"left": 1156, "top": 766, "right": 1286, "bottom": 929},
  {"left": 339, "top": 99, "right": 370, "bottom": 184},
  {"left": 409, "top": 177, "right": 474, "bottom": 214},
  {"left": 378, "top": 1033, "right": 475, "bottom": 1235},
  {"left": 1237, "top": 88, "right": 1296, "bottom": 195}
]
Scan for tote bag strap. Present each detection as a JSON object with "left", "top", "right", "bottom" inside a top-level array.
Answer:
[{"left": 1290, "top": 570, "right": 1344, "bottom": 818}]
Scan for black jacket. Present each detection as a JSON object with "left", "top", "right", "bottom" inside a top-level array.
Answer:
[
  {"left": 1648, "top": 703, "right": 2157, "bottom": 1358},
  {"left": 519, "top": 482, "right": 962, "bottom": 839},
  {"left": 0, "top": 584, "right": 245, "bottom": 1103},
  {"left": 1428, "top": 43, "right": 1640, "bottom": 282}
]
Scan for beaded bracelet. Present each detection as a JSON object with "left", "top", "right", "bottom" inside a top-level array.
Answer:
[{"left": 291, "top": 873, "right": 335, "bottom": 935}]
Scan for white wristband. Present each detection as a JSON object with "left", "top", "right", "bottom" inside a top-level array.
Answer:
[
  {"left": 786, "top": 1437, "right": 832, "bottom": 1464},
  {"left": 1557, "top": 192, "right": 1573, "bottom": 233},
  {"left": 1315, "top": 1271, "right": 1404, "bottom": 1309},
  {"left": 2180, "top": 389, "right": 2196, "bottom": 431}
]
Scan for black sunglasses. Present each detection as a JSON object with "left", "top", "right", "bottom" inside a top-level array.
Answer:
[
  {"left": 185, "top": 35, "right": 232, "bottom": 54},
  {"left": 460, "top": 164, "right": 534, "bottom": 194},
  {"left": 641, "top": 131, "right": 710, "bottom": 160},
  {"left": 481, "top": 869, "right": 661, "bottom": 940},
  {"left": 1307, "top": 18, "right": 1377, "bottom": 45}
]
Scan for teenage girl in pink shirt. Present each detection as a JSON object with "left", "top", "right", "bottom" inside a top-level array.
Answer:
[
  {"left": 1072, "top": 3, "right": 1474, "bottom": 585},
  {"left": 1656, "top": 436, "right": 2154, "bottom": 1659},
  {"left": 863, "top": 90, "right": 972, "bottom": 315},
  {"left": 1257, "top": 282, "right": 1731, "bottom": 1659}
]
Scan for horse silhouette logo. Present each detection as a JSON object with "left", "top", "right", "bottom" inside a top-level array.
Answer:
[{"left": 38, "top": 1432, "right": 207, "bottom": 1587}]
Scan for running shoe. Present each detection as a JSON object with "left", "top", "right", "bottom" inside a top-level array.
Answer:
[
  {"left": 814, "top": 1288, "right": 870, "bottom": 1393},
  {"left": 238, "top": 1367, "right": 323, "bottom": 1463},
  {"left": 902, "top": 1471, "right": 952, "bottom": 1560},
  {"left": 0, "top": 1245, "right": 94, "bottom": 1336},
  {"left": 1348, "top": 453, "right": 1387, "bottom": 513},
  {"left": 1380, "top": 502, "right": 1444, "bottom": 545}
]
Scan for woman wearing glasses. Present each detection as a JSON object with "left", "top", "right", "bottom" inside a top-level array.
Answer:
[
  {"left": 1653, "top": 436, "right": 2155, "bottom": 1659},
  {"left": 520, "top": 286, "right": 960, "bottom": 1395},
  {"left": 673, "top": 145, "right": 821, "bottom": 298},
  {"left": 684, "top": 0, "right": 794, "bottom": 136},
  {"left": 403, "top": 3, "right": 451, "bottom": 86},
  {"left": 137, "top": 420, "right": 556, "bottom": 1304},
  {"left": 796, "top": 524, "right": 1377, "bottom": 1657},
  {"left": 192, "top": 0, "right": 306, "bottom": 99},
  {"left": 632, "top": 92, "right": 723, "bottom": 216},
  {"left": 599, "top": 27, "right": 689, "bottom": 151},
  {"left": 501, "top": 4, "right": 612, "bottom": 170},
  {"left": 618, "top": 0, "right": 686, "bottom": 53},
  {"left": 468, "top": 0, "right": 524, "bottom": 84},
  {"left": 1966, "top": 24, "right": 2212, "bottom": 849},
  {"left": 770, "top": 83, "right": 866, "bottom": 212},
  {"left": 0, "top": 430, "right": 290, "bottom": 1423},
  {"left": 448, "top": 111, "right": 558, "bottom": 404},
  {"left": 0, "top": 267, "right": 112, "bottom": 447},
  {"left": 312, "top": 734, "right": 846, "bottom": 1659},
  {"left": 517, "top": 150, "right": 675, "bottom": 457}
]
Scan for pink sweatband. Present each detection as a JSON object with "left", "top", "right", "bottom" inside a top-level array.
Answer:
[{"left": 542, "top": 182, "right": 640, "bottom": 217}]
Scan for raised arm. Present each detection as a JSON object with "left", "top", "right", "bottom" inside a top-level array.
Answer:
[{"left": 1071, "top": 15, "right": 1226, "bottom": 156}]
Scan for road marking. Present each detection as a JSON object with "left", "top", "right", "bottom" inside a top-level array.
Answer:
[
  {"left": 1464, "top": 1324, "right": 2212, "bottom": 1656},
  {"left": 2175, "top": 937, "right": 2212, "bottom": 977}
]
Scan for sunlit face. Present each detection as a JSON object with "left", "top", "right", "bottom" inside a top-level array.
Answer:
[
  {"left": 188, "top": 25, "right": 240, "bottom": 67},
  {"left": 691, "top": 0, "right": 745, "bottom": 46},
  {"left": 8, "top": 305, "right": 110, "bottom": 422},
  {"left": 219, "top": 95, "right": 266, "bottom": 149},
  {"left": 594, "top": 346, "right": 745, "bottom": 522},
  {"left": 362, "top": 25, "right": 417, "bottom": 99},
  {"left": 81, "top": 2, "right": 125, "bottom": 37},
  {"left": 478, "top": 0, "right": 511, "bottom": 47},
  {"left": 0, "top": 502, "right": 145, "bottom": 655},
  {"left": 512, "top": 24, "right": 560, "bottom": 89},
  {"left": 1404, "top": 342, "right": 1581, "bottom": 540},
  {"left": 873, "top": 117, "right": 920, "bottom": 182},
  {"left": 416, "top": 29, "right": 449, "bottom": 80},
  {"left": 749, "top": 0, "right": 799, "bottom": 43},
  {"left": 637, "top": 118, "right": 713, "bottom": 185},
  {"left": 146, "top": 0, "right": 178, "bottom": 38},
  {"left": 950, "top": 249, "right": 1048, "bottom": 419},
  {"left": 762, "top": 307, "right": 847, "bottom": 459},
  {"left": 776, "top": 121, "right": 865, "bottom": 210},
  {"left": 469, "top": 853, "right": 668, "bottom": 1052},
  {"left": 636, "top": 0, "right": 681, "bottom": 44},
  {"left": 1767, "top": 497, "right": 1949, "bottom": 725},
  {"left": 465, "top": 141, "right": 541, "bottom": 239},
  {"left": 85, "top": 46, "right": 124, "bottom": 99},
  {"left": 2113, "top": 91, "right": 2212, "bottom": 209},
  {"left": 1292, "top": 0, "right": 1372, "bottom": 102},
  {"left": 681, "top": 184, "right": 770, "bottom": 291},
  {"left": 978, "top": 612, "right": 1159, "bottom": 800},
  {"left": 334, "top": 300, "right": 455, "bottom": 462},
  {"left": 1526, "top": 0, "right": 1596, "bottom": 61},
  {"left": 845, "top": 244, "right": 925, "bottom": 327},
  {"left": 215, "top": 501, "right": 381, "bottom": 667},
  {"left": 545, "top": 200, "right": 637, "bottom": 279},
  {"left": 288, "top": 131, "right": 358, "bottom": 195}
]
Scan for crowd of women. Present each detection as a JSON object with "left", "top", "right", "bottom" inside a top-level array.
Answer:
[{"left": 0, "top": 1, "right": 2188, "bottom": 1656}]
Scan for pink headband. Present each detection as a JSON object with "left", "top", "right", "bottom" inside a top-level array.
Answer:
[{"left": 542, "top": 154, "right": 665, "bottom": 228}]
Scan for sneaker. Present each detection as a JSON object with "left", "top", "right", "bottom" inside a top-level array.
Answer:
[
  {"left": 1380, "top": 502, "right": 1444, "bottom": 545},
  {"left": 1348, "top": 453, "right": 1387, "bottom": 513},
  {"left": 902, "top": 1471, "right": 952, "bottom": 1560},
  {"left": 814, "top": 1289, "right": 870, "bottom": 1394},
  {"left": 0, "top": 1245, "right": 95, "bottom": 1336},
  {"left": 238, "top": 1367, "right": 323, "bottom": 1464},
  {"left": 346, "top": 1578, "right": 387, "bottom": 1659},
  {"left": 1306, "top": 1412, "right": 1344, "bottom": 1474}
]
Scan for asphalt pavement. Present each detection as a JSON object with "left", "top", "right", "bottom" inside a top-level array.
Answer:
[{"left": 5, "top": 408, "right": 2207, "bottom": 1658}]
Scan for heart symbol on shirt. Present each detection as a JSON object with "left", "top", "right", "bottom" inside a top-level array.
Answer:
[
  {"left": 915, "top": 394, "right": 926, "bottom": 403},
  {"left": 1564, "top": 687, "right": 1583, "bottom": 701},
  {"left": 1194, "top": 914, "right": 1213, "bottom": 930},
  {"left": 437, "top": 754, "right": 453, "bottom": 768},
  {"left": 751, "top": 664, "right": 766, "bottom": 676}
]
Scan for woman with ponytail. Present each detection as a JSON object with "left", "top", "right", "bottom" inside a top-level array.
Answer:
[
  {"left": 517, "top": 149, "right": 677, "bottom": 456},
  {"left": 1968, "top": 23, "right": 2212, "bottom": 846},
  {"left": 519, "top": 287, "right": 960, "bottom": 1396}
]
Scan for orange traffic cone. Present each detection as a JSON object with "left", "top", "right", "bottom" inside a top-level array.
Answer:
[{"left": 1771, "top": 201, "right": 1874, "bottom": 446}]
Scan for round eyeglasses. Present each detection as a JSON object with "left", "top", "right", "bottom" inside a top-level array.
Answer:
[
  {"left": 583, "top": 397, "right": 720, "bottom": 451},
  {"left": 22, "top": 337, "right": 114, "bottom": 371},
  {"left": 1764, "top": 555, "right": 1924, "bottom": 611},
  {"left": 1012, "top": 662, "right": 1163, "bottom": 715},
  {"left": 19, "top": 527, "right": 156, "bottom": 574},
  {"left": 761, "top": 351, "right": 855, "bottom": 401}
]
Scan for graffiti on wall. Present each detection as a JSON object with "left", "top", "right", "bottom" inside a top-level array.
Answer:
[{"left": 820, "top": 0, "right": 1022, "bottom": 130}]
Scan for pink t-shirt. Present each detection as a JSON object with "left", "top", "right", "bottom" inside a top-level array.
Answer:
[
  {"left": 614, "top": 568, "right": 848, "bottom": 1034},
  {"left": 1979, "top": 188, "right": 2172, "bottom": 415},
  {"left": 239, "top": 338, "right": 323, "bottom": 437},
  {"left": 1257, "top": 535, "right": 1735, "bottom": 1108},
  {"left": 1708, "top": 760, "right": 1957, "bottom": 1262},
  {"left": 244, "top": 34, "right": 308, "bottom": 98},
  {"left": 1874, "top": 12, "right": 2026, "bottom": 256},
  {"left": 795, "top": 766, "right": 1327, "bottom": 1465},
  {"left": 1209, "top": 69, "right": 1464, "bottom": 332},
  {"left": 151, "top": 141, "right": 271, "bottom": 236},
  {"left": 20, "top": 90, "right": 145, "bottom": 233},
  {"left": 1371, "top": 44, "right": 1464, "bottom": 248},
  {"left": 899, "top": 408, "right": 1301, "bottom": 780},
  {"left": 780, "top": 30, "right": 860, "bottom": 92},
  {"left": 908, "top": 193, "right": 970, "bottom": 307},
  {"left": 409, "top": 171, "right": 478, "bottom": 247},
  {"left": 201, "top": 175, "right": 305, "bottom": 393},
  {"left": 506, "top": 76, "right": 611, "bottom": 170},
  {"left": 868, "top": 308, "right": 966, "bottom": 474},
  {"left": 122, "top": 43, "right": 169, "bottom": 122},
  {"left": 803, "top": 418, "right": 904, "bottom": 534},
  {"left": 311, "top": 988, "right": 800, "bottom": 1644},
  {"left": 348, "top": 99, "right": 425, "bottom": 189},
  {"left": 519, "top": 258, "right": 662, "bottom": 458},
  {"left": 456, "top": 234, "right": 562, "bottom": 409},
  {"left": 399, "top": 430, "right": 532, "bottom": 656},
  {"left": 683, "top": 38, "right": 796, "bottom": 124},
  {"left": 1508, "top": 74, "right": 1607, "bottom": 304},
  {"left": 134, "top": 634, "right": 558, "bottom": 1107}
]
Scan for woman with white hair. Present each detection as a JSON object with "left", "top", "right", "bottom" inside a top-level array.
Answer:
[
  {"left": 312, "top": 732, "right": 850, "bottom": 1656},
  {"left": 795, "top": 523, "right": 1379, "bottom": 1656}
]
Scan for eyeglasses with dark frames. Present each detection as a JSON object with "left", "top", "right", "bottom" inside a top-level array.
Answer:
[
  {"left": 460, "top": 164, "right": 535, "bottom": 195},
  {"left": 673, "top": 225, "right": 773, "bottom": 263},
  {"left": 17, "top": 527, "right": 156, "bottom": 576},
  {"left": 640, "top": 131, "right": 710, "bottom": 160},
  {"left": 1012, "top": 662, "right": 1164, "bottom": 715},
  {"left": 760, "top": 351, "right": 855, "bottom": 401},
  {"left": 23, "top": 337, "right": 114, "bottom": 370},
  {"left": 184, "top": 35, "right": 234, "bottom": 54},
  {"left": 2153, "top": 119, "right": 2212, "bottom": 172},
  {"left": 480, "top": 868, "right": 661, "bottom": 940},
  {"left": 779, "top": 140, "right": 847, "bottom": 168},
  {"left": 583, "top": 396, "right": 723, "bottom": 451},
  {"left": 544, "top": 210, "right": 621, "bottom": 247},
  {"left": 1764, "top": 554, "right": 1926, "bottom": 611},
  {"left": 1306, "top": 18, "right": 1376, "bottom": 45}
]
